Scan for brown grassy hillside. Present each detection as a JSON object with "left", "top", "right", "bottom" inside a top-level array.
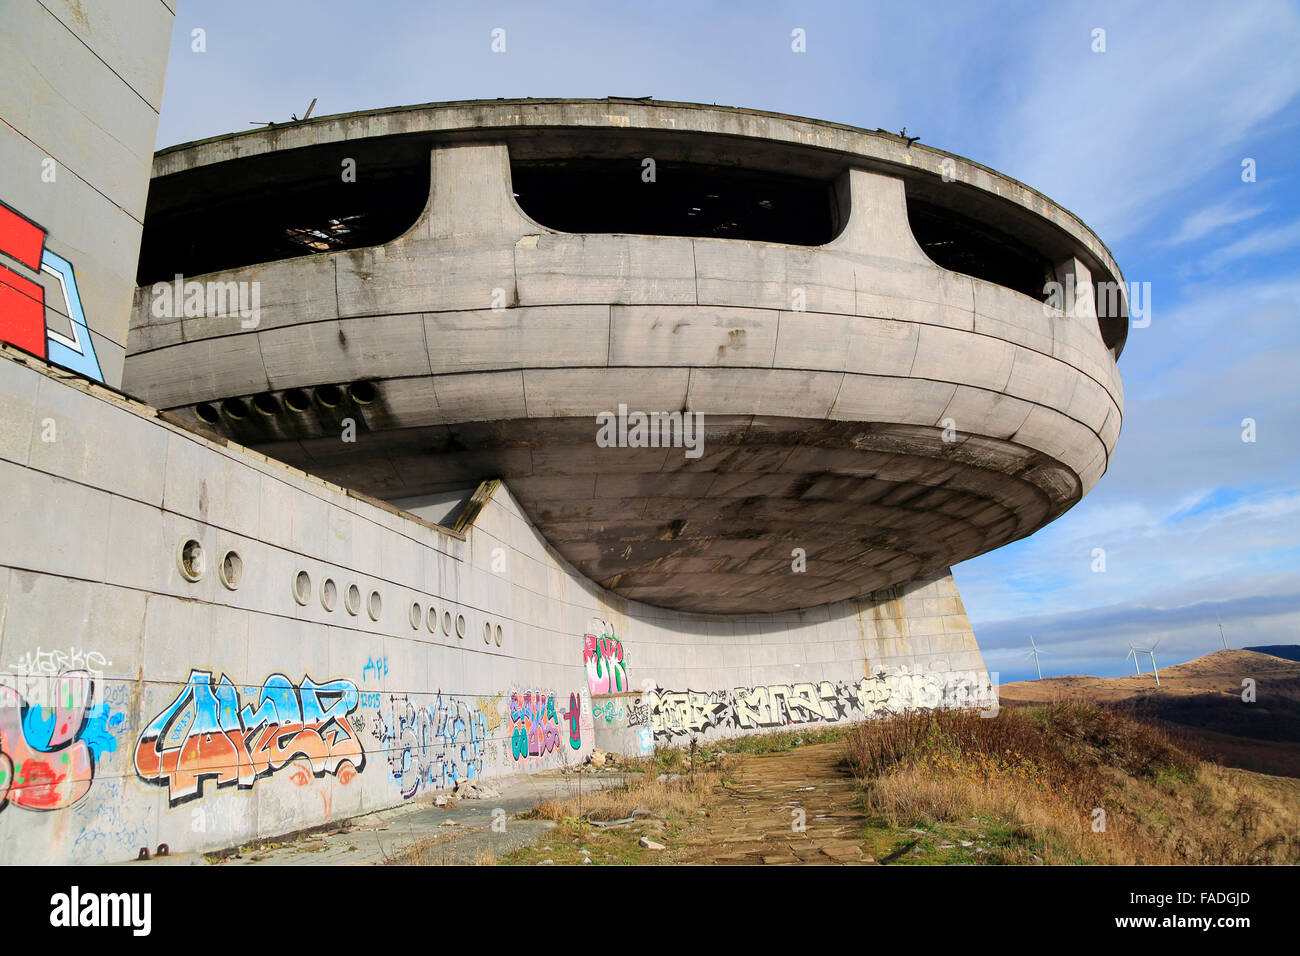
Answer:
[
  {"left": 998, "top": 649, "right": 1300, "bottom": 777},
  {"left": 843, "top": 701, "right": 1300, "bottom": 864}
]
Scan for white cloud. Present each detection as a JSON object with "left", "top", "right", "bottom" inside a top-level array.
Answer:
[
  {"left": 1196, "top": 218, "right": 1300, "bottom": 272},
  {"left": 988, "top": 0, "right": 1300, "bottom": 241},
  {"left": 1165, "top": 197, "right": 1267, "bottom": 245}
]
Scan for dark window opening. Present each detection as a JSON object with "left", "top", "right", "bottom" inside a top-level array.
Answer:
[
  {"left": 137, "top": 165, "right": 428, "bottom": 285},
  {"left": 510, "top": 160, "right": 838, "bottom": 245},
  {"left": 906, "top": 198, "right": 1055, "bottom": 301}
]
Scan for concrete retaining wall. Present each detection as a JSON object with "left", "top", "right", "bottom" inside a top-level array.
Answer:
[{"left": 0, "top": 346, "right": 991, "bottom": 864}]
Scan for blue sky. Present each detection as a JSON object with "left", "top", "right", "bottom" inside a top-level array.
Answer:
[{"left": 157, "top": 1, "right": 1300, "bottom": 681}]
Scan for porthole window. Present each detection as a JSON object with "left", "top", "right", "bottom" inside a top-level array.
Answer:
[
  {"left": 409, "top": 602, "right": 422, "bottom": 630},
  {"left": 321, "top": 578, "right": 338, "bottom": 611},
  {"left": 177, "top": 538, "right": 204, "bottom": 582},
  {"left": 483, "top": 621, "right": 492, "bottom": 644},
  {"left": 494, "top": 624, "right": 503, "bottom": 647},
  {"left": 426, "top": 604, "right": 439, "bottom": 634},
  {"left": 218, "top": 550, "right": 243, "bottom": 590},
  {"left": 455, "top": 613, "right": 466, "bottom": 640},
  {"left": 316, "top": 384, "right": 343, "bottom": 408},
  {"left": 293, "top": 570, "right": 311, "bottom": 605},
  {"left": 368, "top": 590, "right": 382, "bottom": 621},
  {"left": 284, "top": 388, "right": 311, "bottom": 412},
  {"left": 252, "top": 393, "right": 280, "bottom": 416},
  {"left": 345, "top": 583, "right": 361, "bottom": 616},
  {"left": 442, "top": 610, "right": 453, "bottom": 636}
]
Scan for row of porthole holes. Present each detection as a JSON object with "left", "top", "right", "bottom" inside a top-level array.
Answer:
[
  {"left": 180, "top": 539, "right": 500, "bottom": 644},
  {"left": 293, "top": 570, "right": 383, "bottom": 620},
  {"left": 292, "top": 570, "right": 502, "bottom": 645},
  {"left": 178, "top": 538, "right": 243, "bottom": 589},
  {"left": 194, "top": 381, "right": 377, "bottom": 425}
]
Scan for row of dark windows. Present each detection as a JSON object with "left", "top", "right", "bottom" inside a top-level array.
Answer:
[{"left": 137, "top": 158, "right": 1052, "bottom": 303}]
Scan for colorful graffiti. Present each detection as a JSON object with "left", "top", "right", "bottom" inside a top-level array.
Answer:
[
  {"left": 647, "top": 669, "right": 996, "bottom": 741},
  {"left": 0, "top": 669, "right": 123, "bottom": 812},
  {"left": 562, "top": 693, "right": 582, "bottom": 749},
  {"left": 362, "top": 655, "right": 388, "bottom": 683},
  {"left": 373, "top": 692, "right": 487, "bottom": 799},
  {"left": 592, "top": 700, "right": 624, "bottom": 724},
  {"left": 509, "top": 691, "right": 563, "bottom": 762},
  {"left": 476, "top": 695, "right": 505, "bottom": 734},
  {"left": 133, "top": 669, "right": 366, "bottom": 806},
  {"left": 0, "top": 200, "right": 103, "bottom": 382},
  {"left": 584, "top": 624, "right": 627, "bottom": 695}
]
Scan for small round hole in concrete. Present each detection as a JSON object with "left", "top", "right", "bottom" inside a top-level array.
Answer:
[
  {"left": 316, "top": 384, "right": 343, "bottom": 408},
  {"left": 218, "top": 550, "right": 243, "bottom": 590},
  {"left": 321, "top": 578, "right": 338, "bottom": 611},
  {"left": 455, "top": 613, "right": 466, "bottom": 639},
  {"left": 349, "top": 381, "right": 377, "bottom": 405},
  {"left": 345, "top": 584, "right": 361, "bottom": 615},
  {"left": 221, "top": 398, "right": 249, "bottom": 420},
  {"left": 483, "top": 621, "right": 492, "bottom": 644},
  {"left": 442, "top": 610, "right": 452, "bottom": 636},
  {"left": 252, "top": 393, "right": 280, "bottom": 416},
  {"left": 367, "top": 590, "right": 382, "bottom": 621},
  {"left": 195, "top": 403, "right": 219, "bottom": 425},
  {"left": 177, "top": 539, "right": 204, "bottom": 582},
  {"left": 426, "top": 604, "right": 438, "bottom": 633},
  {"left": 293, "top": 570, "right": 311, "bottom": 605},
  {"left": 409, "top": 602, "right": 422, "bottom": 630},
  {"left": 284, "top": 388, "right": 311, "bottom": 412},
  {"left": 494, "top": 624, "right": 503, "bottom": 647}
]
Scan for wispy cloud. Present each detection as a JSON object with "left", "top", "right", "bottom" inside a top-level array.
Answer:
[
  {"left": 1165, "top": 197, "right": 1267, "bottom": 245},
  {"left": 1196, "top": 218, "right": 1300, "bottom": 272},
  {"left": 987, "top": 0, "right": 1300, "bottom": 241}
]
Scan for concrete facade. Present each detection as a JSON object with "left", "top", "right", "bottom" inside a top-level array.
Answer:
[
  {"left": 123, "top": 109, "right": 1124, "bottom": 613},
  {"left": 0, "top": 0, "right": 174, "bottom": 388},
  {"left": 0, "top": 70, "right": 1124, "bottom": 862},
  {"left": 0, "top": 345, "right": 990, "bottom": 863}
]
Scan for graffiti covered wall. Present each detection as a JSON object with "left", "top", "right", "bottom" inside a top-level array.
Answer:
[
  {"left": 647, "top": 669, "right": 997, "bottom": 743},
  {"left": 133, "top": 670, "right": 366, "bottom": 806},
  {"left": 0, "top": 202, "right": 104, "bottom": 382},
  {"left": 0, "top": 351, "right": 990, "bottom": 863},
  {"left": 0, "top": 669, "right": 122, "bottom": 813}
]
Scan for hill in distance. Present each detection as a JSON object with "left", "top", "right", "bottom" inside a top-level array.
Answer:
[
  {"left": 1245, "top": 644, "right": 1300, "bottom": 662},
  {"left": 997, "top": 649, "right": 1300, "bottom": 778}
]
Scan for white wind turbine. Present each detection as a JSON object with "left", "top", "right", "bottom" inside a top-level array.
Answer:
[
  {"left": 1131, "top": 639, "right": 1163, "bottom": 685},
  {"left": 1026, "top": 634, "right": 1047, "bottom": 680},
  {"left": 1125, "top": 643, "right": 1142, "bottom": 675}
]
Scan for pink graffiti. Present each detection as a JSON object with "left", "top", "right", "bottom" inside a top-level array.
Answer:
[
  {"left": 509, "top": 692, "right": 562, "bottom": 761},
  {"left": 0, "top": 671, "right": 98, "bottom": 812},
  {"left": 562, "top": 693, "right": 582, "bottom": 750},
  {"left": 584, "top": 633, "right": 627, "bottom": 695}
]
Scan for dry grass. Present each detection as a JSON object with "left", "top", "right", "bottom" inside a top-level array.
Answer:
[
  {"left": 400, "top": 843, "right": 498, "bottom": 866},
  {"left": 844, "top": 701, "right": 1299, "bottom": 864},
  {"left": 525, "top": 760, "right": 728, "bottom": 824}
]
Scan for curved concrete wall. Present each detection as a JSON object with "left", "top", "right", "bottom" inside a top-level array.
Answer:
[
  {"left": 0, "top": 347, "right": 991, "bottom": 864},
  {"left": 122, "top": 142, "right": 1122, "bottom": 612},
  {"left": 146, "top": 97, "right": 1128, "bottom": 323}
]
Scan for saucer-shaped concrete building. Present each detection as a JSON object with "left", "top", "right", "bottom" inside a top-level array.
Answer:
[
  {"left": 127, "top": 98, "right": 1126, "bottom": 614},
  {"left": 0, "top": 91, "right": 1125, "bottom": 863}
]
